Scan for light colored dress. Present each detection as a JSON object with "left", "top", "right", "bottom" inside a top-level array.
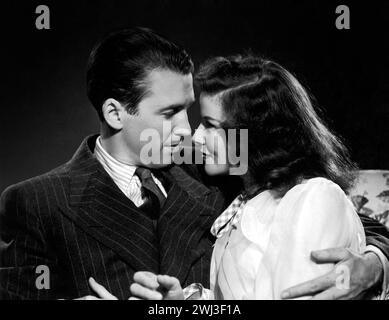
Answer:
[{"left": 210, "top": 177, "right": 366, "bottom": 299}]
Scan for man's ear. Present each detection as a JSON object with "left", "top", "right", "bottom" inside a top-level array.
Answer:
[{"left": 102, "top": 98, "right": 125, "bottom": 130}]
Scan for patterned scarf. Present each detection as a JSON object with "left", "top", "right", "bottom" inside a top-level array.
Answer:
[{"left": 211, "top": 194, "right": 247, "bottom": 238}]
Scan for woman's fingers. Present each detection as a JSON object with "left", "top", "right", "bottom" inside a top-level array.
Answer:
[
  {"left": 157, "top": 275, "right": 184, "bottom": 300},
  {"left": 157, "top": 275, "right": 181, "bottom": 291},
  {"left": 131, "top": 271, "right": 163, "bottom": 300},
  {"left": 89, "top": 277, "right": 118, "bottom": 300},
  {"left": 131, "top": 272, "right": 183, "bottom": 300},
  {"left": 133, "top": 271, "right": 160, "bottom": 290},
  {"left": 74, "top": 295, "right": 100, "bottom": 300},
  {"left": 130, "top": 282, "right": 163, "bottom": 300}
]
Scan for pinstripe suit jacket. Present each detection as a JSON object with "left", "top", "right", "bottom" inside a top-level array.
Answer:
[{"left": 0, "top": 135, "right": 226, "bottom": 299}]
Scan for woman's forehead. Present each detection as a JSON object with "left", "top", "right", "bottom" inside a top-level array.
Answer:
[{"left": 199, "top": 93, "right": 225, "bottom": 121}]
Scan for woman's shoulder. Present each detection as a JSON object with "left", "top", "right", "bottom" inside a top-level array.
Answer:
[
  {"left": 243, "top": 177, "right": 348, "bottom": 216},
  {"left": 278, "top": 177, "right": 357, "bottom": 226},
  {"left": 283, "top": 177, "right": 347, "bottom": 203},
  {"left": 277, "top": 177, "right": 365, "bottom": 253},
  {"left": 240, "top": 177, "right": 362, "bottom": 247}
]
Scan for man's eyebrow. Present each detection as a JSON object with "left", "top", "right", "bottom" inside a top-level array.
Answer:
[{"left": 159, "top": 101, "right": 193, "bottom": 112}]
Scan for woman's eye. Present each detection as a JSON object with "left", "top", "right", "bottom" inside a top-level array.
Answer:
[
  {"left": 163, "top": 112, "right": 175, "bottom": 119},
  {"left": 205, "top": 122, "right": 220, "bottom": 130},
  {"left": 202, "top": 120, "right": 214, "bottom": 128}
]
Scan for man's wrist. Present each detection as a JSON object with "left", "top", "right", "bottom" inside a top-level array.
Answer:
[
  {"left": 364, "top": 245, "right": 389, "bottom": 299},
  {"left": 364, "top": 251, "right": 383, "bottom": 289}
]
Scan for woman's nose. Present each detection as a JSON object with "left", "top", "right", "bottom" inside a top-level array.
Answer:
[{"left": 192, "top": 124, "right": 205, "bottom": 146}]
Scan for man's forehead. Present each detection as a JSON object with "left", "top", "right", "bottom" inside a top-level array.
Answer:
[{"left": 146, "top": 69, "right": 194, "bottom": 103}]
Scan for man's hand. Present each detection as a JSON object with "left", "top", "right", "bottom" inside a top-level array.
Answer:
[
  {"left": 281, "top": 248, "right": 383, "bottom": 300},
  {"left": 73, "top": 277, "right": 118, "bottom": 300},
  {"left": 129, "top": 271, "right": 184, "bottom": 300}
]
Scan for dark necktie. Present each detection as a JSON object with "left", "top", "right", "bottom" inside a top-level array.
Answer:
[{"left": 135, "top": 167, "right": 166, "bottom": 220}]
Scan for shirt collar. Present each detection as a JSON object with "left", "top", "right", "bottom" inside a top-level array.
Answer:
[{"left": 94, "top": 136, "right": 137, "bottom": 186}]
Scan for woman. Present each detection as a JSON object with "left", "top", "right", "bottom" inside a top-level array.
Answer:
[{"left": 131, "top": 54, "right": 365, "bottom": 299}]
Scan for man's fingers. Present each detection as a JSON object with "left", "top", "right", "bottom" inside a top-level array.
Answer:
[
  {"left": 310, "top": 287, "right": 350, "bottom": 300},
  {"left": 130, "top": 283, "right": 163, "bottom": 300},
  {"left": 311, "top": 247, "right": 352, "bottom": 263},
  {"left": 88, "top": 277, "right": 118, "bottom": 300},
  {"left": 281, "top": 272, "right": 336, "bottom": 299},
  {"left": 133, "top": 271, "right": 159, "bottom": 290}
]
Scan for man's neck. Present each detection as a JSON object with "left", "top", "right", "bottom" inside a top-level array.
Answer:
[{"left": 99, "top": 128, "right": 140, "bottom": 167}]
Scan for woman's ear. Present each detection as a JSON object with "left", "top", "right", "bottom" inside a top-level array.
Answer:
[{"left": 102, "top": 98, "right": 124, "bottom": 130}]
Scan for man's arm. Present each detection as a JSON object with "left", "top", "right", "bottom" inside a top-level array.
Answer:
[
  {"left": 359, "top": 213, "right": 389, "bottom": 259},
  {"left": 0, "top": 184, "right": 58, "bottom": 299},
  {"left": 358, "top": 213, "right": 389, "bottom": 298},
  {"left": 281, "top": 213, "right": 389, "bottom": 300}
]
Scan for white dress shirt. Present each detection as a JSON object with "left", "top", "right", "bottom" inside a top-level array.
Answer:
[{"left": 94, "top": 136, "right": 167, "bottom": 207}]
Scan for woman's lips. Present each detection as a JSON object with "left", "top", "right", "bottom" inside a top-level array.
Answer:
[{"left": 169, "top": 143, "right": 182, "bottom": 152}]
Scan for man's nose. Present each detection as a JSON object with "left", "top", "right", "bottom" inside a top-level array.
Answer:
[
  {"left": 173, "top": 111, "right": 192, "bottom": 138},
  {"left": 192, "top": 124, "right": 205, "bottom": 146}
]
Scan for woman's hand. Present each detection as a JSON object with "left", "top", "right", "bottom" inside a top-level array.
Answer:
[
  {"left": 129, "top": 271, "right": 184, "bottom": 300},
  {"left": 71, "top": 277, "right": 118, "bottom": 300}
]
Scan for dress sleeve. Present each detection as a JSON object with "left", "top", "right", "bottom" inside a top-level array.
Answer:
[{"left": 258, "top": 178, "right": 366, "bottom": 299}]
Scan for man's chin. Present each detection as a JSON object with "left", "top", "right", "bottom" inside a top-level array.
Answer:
[
  {"left": 144, "top": 162, "right": 172, "bottom": 169},
  {"left": 141, "top": 155, "right": 174, "bottom": 169}
]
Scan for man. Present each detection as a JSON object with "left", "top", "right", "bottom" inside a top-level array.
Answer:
[{"left": 0, "top": 27, "right": 388, "bottom": 300}]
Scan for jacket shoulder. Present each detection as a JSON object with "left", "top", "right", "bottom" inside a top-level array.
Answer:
[{"left": 1, "top": 161, "right": 71, "bottom": 204}]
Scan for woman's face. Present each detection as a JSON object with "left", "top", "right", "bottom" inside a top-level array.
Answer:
[{"left": 192, "top": 93, "right": 230, "bottom": 176}]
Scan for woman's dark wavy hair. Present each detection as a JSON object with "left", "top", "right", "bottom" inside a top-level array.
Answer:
[{"left": 195, "top": 54, "right": 357, "bottom": 198}]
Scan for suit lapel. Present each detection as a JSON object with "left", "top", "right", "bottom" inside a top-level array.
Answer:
[
  {"left": 158, "top": 166, "right": 225, "bottom": 284},
  {"left": 58, "top": 135, "right": 226, "bottom": 281},
  {"left": 59, "top": 135, "right": 160, "bottom": 273}
]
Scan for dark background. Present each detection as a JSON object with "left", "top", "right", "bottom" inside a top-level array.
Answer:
[{"left": 1, "top": 0, "right": 388, "bottom": 193}]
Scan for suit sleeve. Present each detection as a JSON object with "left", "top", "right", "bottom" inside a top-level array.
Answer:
[
  {"left": 358, "top": 213, "right": 389, "bottom": 260},
  {"left": 0, "top": 184, "right": 58, "bottom": 299}
]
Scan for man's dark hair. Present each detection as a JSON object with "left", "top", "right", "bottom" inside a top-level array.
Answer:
[
  {"left": 87, "top": 27, "right": 194, "bottom": 120},
  {"left": 196, "top": 54, "right": 356, "bottom": 198}
]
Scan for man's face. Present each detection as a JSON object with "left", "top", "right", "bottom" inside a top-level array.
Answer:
[{"left": 121, "top": 69, "right": 194, "bottom": 168}]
